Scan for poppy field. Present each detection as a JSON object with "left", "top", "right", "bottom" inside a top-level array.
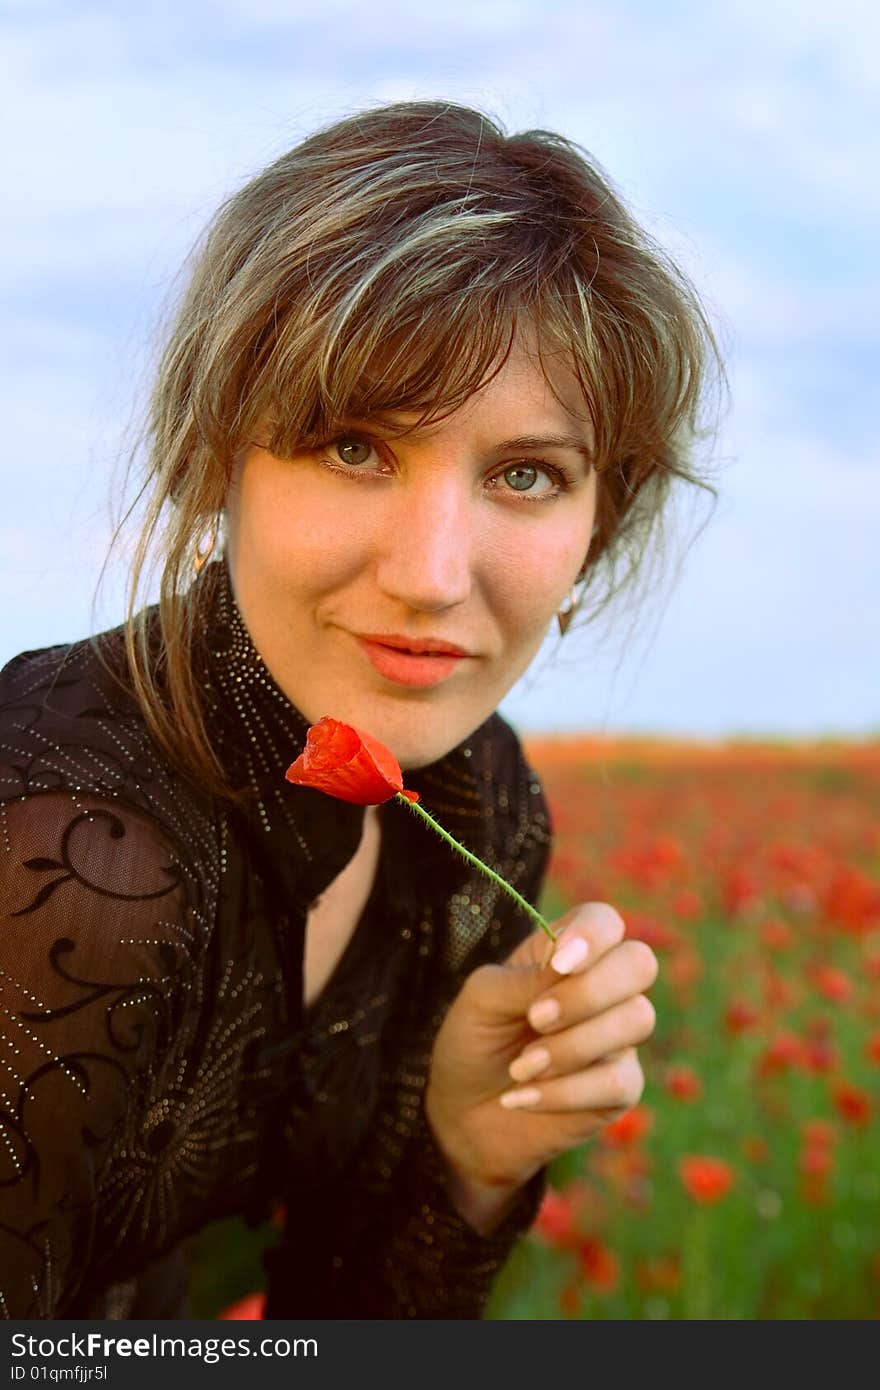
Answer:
[
  {"left": 193, "top": 734, "right": 880, "bottom": 1320},
  {"left": 487, "top": 734, "right": 880, "bottom": 1320}
]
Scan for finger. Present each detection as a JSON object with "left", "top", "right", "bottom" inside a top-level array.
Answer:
[
  {"left": 508, "top": 994, "right": 656, "bottom": 1084},
  {"left": 469, "top": 905, "right": 637, "bottom": 1025},
  {"left": 500, "top": 1047, "right": 645, "bottom": 1115},
  {"left": 508, "top": 901, "right": 627, "bottom": 977},
  {"left": 526, "top": 939, "right": 659, "bottom": 1036}
]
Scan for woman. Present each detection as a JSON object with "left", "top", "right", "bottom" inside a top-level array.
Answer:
[{"left": 0, "top": 100, "right": 719, "bottom": 1319}]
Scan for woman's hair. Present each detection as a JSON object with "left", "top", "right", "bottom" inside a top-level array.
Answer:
[{"left": 95, "top": 98, "right": 724, "bottom": 808}]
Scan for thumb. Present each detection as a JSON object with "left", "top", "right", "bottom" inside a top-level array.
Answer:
[
  {"left": 504, "top": 904, "right": 583, "bottom": 970},
  {"left": 465, "top": 955, "right": 549, "bottom": 1023},
  {"left": 467, "top": 909, "right": 584, "bottom": 1022}
]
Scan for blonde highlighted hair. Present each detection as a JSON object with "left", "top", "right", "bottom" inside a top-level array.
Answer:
[{"left": 95, "top": 99, "right": 724, "bottom": 808}]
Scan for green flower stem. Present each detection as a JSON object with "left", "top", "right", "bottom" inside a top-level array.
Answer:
[{"left": 394, "top": 792, "right": 558, "bottom": 944}]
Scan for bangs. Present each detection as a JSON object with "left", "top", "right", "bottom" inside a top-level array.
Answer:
[
  {"left": 258, "top": 288, "right": 518, "bottom": 458},
  {"left": 241, "top": 195, "right": 604, "bottom": 461},
  {"left": 256, "top": 279, "right": 603, "bottom": 462}
]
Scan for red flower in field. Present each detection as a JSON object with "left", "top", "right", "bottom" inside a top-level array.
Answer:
[
  {"left": 592, "top": 1147, "right": 652, "bottom": 1206},
  {"left": 803, "top": 1036, "right": 838, "bottom": 1073},
  {"left": 822, "top": 866, "right": 880, "bottom": 935},
  {"left": 664, "top": 1063, "right": 703, "bottom": 1102},
  {"left": 533, "top": 1180, "right": 602, "bottom": 1248},
  {"left": 665, "top": 945, "right": 703, "bottom": 993},
  {"left": 760, "top": 917, "right": 794, "bottom": 952},
  {"left": 622, "top": 912, "right": 681, "bottom": 951},
  {"left": 577, "top": 1236, "right": 620, "bottom": 1293},
  {"left": 801, "top": 1119, "right": 836, "bottom": 1148},
  {"left": 285, "top": 716, "right": 420, "bottom": 805},
  {"left": 724, "top": 998, "right": 761, "bottom": 1035},
  {"left": 761, "top": 969, "right": 799, "bottom": 1011},
  {"left": 600, "top": 1105, "right": 653, "bottom": 1147},
  {"left": 534, "top": 1188, "right": 579, "bottom": 1249},
  {"left": 678, "top": 1155, "right": 736, "bottom": 1205},
  {"left": 722, "top": 866, "right": 762, "bottom": 918},
  {"left": 671, "top": 888, "right": 702, "bottom": 921},
  {"left": 756, "top": 1031, "right": 808, "bottom": 1076},
  {"left": 799, "top": 1146, "right": 834, "bottom": 1178},
  {"left": 864, "top": 1031, "right": 880, "bottom": 1066},
  {"left": 810, "top": 964, "right": 854, "bottom": 1004},
  {"left": 217, "top": 1291, "right": 266, "bottom": 1320},
  {"left": 830, "top": 1079, "right": 872, "bottom": 1127}
]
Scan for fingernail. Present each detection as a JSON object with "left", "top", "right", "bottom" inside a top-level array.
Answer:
[
  {"left": 528, "top": 997, "right": 561, "bottom": 1030},
  {"left": 500, "top": 1086, "right": 542, "bottom": 1109},
  {"left": 550, "top": 935, "right": 589, "bottom": 974},
  {"left": 508, "top": 1047, "right": 551, "bottom": 1083}
]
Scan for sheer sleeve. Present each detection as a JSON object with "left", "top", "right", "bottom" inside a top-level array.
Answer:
[
  {"left": 263, "top": 821, "right": 553, "bottom": 1320},
  {"left": 0, "top": 789, "right": 192, "bottom": 1318}
]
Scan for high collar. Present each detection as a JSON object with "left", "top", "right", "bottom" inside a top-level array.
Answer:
[{"left": 194, "top": 556, "right": 500, "bottom": 912}]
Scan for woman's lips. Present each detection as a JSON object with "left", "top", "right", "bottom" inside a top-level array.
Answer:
[{"left": 355, "top": 637, "right": 469, "bottom": 688}]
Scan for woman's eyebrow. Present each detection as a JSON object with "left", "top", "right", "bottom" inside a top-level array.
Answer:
[
  {"left": 346, "top": 416, "right": 594, "bottom": 466},
  {"left": 490, "top": 434, "right": 595, "bottom": 465}
]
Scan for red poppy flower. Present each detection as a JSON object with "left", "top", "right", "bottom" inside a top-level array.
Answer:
[
  {"left": 830, "top": 1079, "right": 872, "bottom": 1127},
  {"left": 577, "top": 1236, "right": 620, "bottom": 1293},
  {"left": 217, "top": 1291, "right": 266, "bottom": 1320},
  {"left": 760, "top": 917, "right": 794, "bottom": 951},
  {"left": 664, "top": 1063, "right": 703, "bottom": 1102},
  {"left": 677, "top": 1155, "right": 736, "bottom": 1205},
  {"left": 822, "top": 866, "right": 880, "bottom": 935},
  {"left": 756, "top": 1030, "right": 808, "bottom": 1076},
  {"left": 600, "top": 1105, "right": 653, "bottom": 1147},
  {"left": 622, "top": 912, "right": 681, "bottom": 951},
  {"left": 665, "top": 945, "right": 703, "bottom": 993},
  {"left": 285, "top": 716, "right": 420, "bottom": 806},
  {"left": 671, "top": 888, "right": 702, "bottom": 921},
  {"left": 803, "top": 1036, "right": 838, "bottom": 1073},
  {"left": 801, "top": 1118, "right": 836, "bottom": 1148},
  {"left": 724, "top": 998, "right": 761, "bottom": 1035},
  {"left": 799, "top": 1146, "right": 834, "bottom": 1178},
  {"left": 810, "top": 964, "right": 854, "bottom": 1004},
  {"left": 534, "top": 1188, "right": 580, "bottom": 1249}
]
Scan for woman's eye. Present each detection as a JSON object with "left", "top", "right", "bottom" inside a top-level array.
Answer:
[
  {"left": 489, "top": 462, "right": 570, "bottom": 501},
  {"left": 499, "top": 463, "right": 551, "bottom": 496},
  {"left": 319, "top": 434, "right": 571, "bottom": 502},
  {"left": 331, "top": 435, "right": 376, "bottom": 467}
]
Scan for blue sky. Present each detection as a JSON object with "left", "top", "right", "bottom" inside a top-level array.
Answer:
[{"left": 2, "top": 0, "right": 877, "bottom": 736}]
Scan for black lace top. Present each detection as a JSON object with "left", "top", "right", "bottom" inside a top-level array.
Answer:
[{"left": 0, "top": 557, "right": 552, "bottom": 1320}]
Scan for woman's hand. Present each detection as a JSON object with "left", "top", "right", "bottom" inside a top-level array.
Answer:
[{"left": 424, "top": 902, "right": 658, "bottom": 1199}]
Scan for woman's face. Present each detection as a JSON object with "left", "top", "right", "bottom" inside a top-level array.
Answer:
[{"left": 224, "top": 332, "right": 597, "bottom": 771}]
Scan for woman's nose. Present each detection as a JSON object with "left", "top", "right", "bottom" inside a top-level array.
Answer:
[{"left": 373, "top": 476, "right": 475, "bottom": 611}]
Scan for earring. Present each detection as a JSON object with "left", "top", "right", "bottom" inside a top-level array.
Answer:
[
  {"left": 556, "top": 561, "right": 588, "bottom": 637},
  {"left": 193, "top": 519, "right": 218, "bottom": 575},
  {"left": 556, "top": 530, "right": 595, "bottom": 636},
  {"left": 556, "top": 585, "right": 578, "bottom": 637}
]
